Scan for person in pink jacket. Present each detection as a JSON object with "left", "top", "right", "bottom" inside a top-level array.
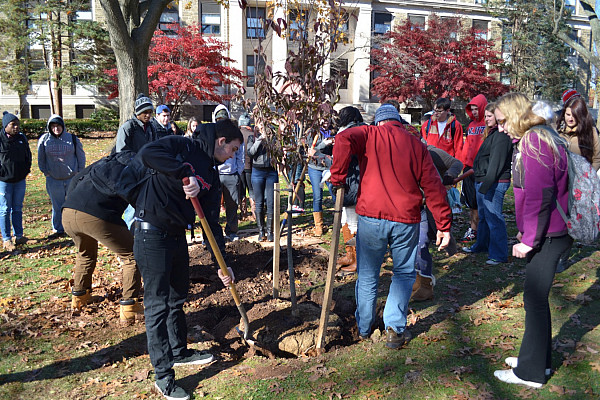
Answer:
[{"left": 492, "top": 93, "right": 571, "bottom": 389}]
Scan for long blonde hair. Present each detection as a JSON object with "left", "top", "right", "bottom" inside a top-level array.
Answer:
[
  {"left": 496, "top": 92, "right": 565, "bottom": 168},
  {"left": 482, "top": 102, "right": 496, "bottom": 140}
]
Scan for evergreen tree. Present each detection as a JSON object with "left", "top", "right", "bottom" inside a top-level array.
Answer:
[
  {"left": 0, "top": 0, "right": 31, "bottom": 116},
  {"left": 488, "top": 0, "right": 575, "bottom": 101}
]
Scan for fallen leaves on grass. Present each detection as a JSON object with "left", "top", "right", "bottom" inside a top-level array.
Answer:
[{"left": 548, "top": 385, "right": 577, "bottom": 395}]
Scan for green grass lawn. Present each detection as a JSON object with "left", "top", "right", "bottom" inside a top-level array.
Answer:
[{"left": 0, "top": 136, "right": 598, "bottom": 399}]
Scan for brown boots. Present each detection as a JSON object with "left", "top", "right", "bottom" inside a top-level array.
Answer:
[
  {"left": 337, "top": 224, "right": 356, "bottom": 273},
  {"left": 410, "top": 272, "right": 435, "bottom": 302},
  {"left": 71, "top": 289, "right": 93, "bottom": 310},
  {"left": 119, "top": 299, "right": 145, "bottom": 325},
  {"left": 312, "top": 212, "right": 326, "bottom": 236}
]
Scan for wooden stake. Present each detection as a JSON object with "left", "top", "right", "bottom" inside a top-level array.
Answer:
[
  {"left": 273, "top": 183, "right": 281, "bottom": 298},
  {"left": 316, "top": 186, "right": 345, "bottom": 350}
]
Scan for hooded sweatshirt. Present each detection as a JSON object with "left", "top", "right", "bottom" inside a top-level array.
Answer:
[
  {"left": 212, "top": 104, "right": 231, "bottom": 123},
  {"left": 38, "top": 114, "right": 86, "bottom": 180},
  {"left": 461, "top": 94, "right": 487, "bottom": 167},
  {"left": 0, "top": 124, "right": 31, "bottom": 183}
]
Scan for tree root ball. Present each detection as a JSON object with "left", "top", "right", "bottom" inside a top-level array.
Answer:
[{"left": 231, "top": 299, "right": 343, "bottom": 357}]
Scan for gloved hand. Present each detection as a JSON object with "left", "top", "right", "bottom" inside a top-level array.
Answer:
[
  {"left": 218, "top": 267, "right": 235, "bottom": 287},
  {"left": 442, "top": 175, "right": 455, "bottom": 186},
  {"left": 183, "top": 176, "right": 200, "bottom": 199}
]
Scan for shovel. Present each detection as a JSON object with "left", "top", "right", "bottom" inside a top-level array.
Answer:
[{"left": 182, "top": 177, "right": 253, "bottom": 343}]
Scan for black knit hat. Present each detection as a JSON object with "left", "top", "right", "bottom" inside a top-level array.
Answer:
[
  {"left": 134, "top": 93, "right": 154, "bottom": 115},
  {"left": 2, "top": 111, "right": 18, "bottom": 129}
]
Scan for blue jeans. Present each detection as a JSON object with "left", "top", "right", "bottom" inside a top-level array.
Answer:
[
  {"left": 470, "top": 182, "right": 509, "bottom": 262},
  {"left": 355, "top": 215, "right": 418, "bottom": 336},
  {"left": 134, "top": 227, "right": 189, "bottom": 380},
  {"left": 0, "top": 179, "right": 26, "bottom": 241},
  {"left": 46, "top": 176, "right": 71, "bottom": 233},
  {"left": 251, "top": 167, "right": 279, "bottom": 231},
  {"left": 307, "top": 166, "right": 333, "bottom": 212}
]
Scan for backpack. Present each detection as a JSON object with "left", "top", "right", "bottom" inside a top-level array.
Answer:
[
  {"left": 88, "top": 150, "right": 154, "bottom": 206},
  {"left": 555, "top": 149, "right": 600, "bottom": 244},
  {"left": 425, "top": 118, "right": 457, "bottom": 140}
]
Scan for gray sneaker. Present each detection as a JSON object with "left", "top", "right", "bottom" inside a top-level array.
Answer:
[
  {"left": 173, "top": 349, "right": 214, "bottom": 366},
  {"left": 154, "top": 377, "right": 189, "bottom": 400}
]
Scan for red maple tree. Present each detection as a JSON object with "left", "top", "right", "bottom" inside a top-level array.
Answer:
[
  {"left": 370, "top": 14, "right": 509, "bottom": 109},
  {"left": 104, "top": 24, "right": 243, "bottom": 117}
]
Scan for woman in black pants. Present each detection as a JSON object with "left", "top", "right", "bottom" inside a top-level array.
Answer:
[{"left": 492, "top": 93, "right": 572, "bottom": 388}]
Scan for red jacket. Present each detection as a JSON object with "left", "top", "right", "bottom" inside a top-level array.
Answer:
[
  {"left": 421, "top": 114, "right": 464, "bottom": 158},
  {"left": 330, "top": 121, "right": 452, "bottom": 231},
  {"left": 461, "top": 94, "right": 488, "bottom": 167}
]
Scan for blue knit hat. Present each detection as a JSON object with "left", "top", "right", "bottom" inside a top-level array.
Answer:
[
  {"left": 2, "top": 111, "right": 18, "bottom": 129},
  {"left": 134, "top": 93, "right": 154, "bottom": 115},
  {"left": 374, "top": 104, "right": 400, "bottom": 125}
]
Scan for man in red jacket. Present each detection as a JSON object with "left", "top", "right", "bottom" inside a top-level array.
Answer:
[
  {"left": 330, "top": 104, "right": 452, "bottom": 349},
  {"left": 460, "top": 94, "right": 488, "bottom": 242},
  {"left": 421, "top": 97, "right": 464, "bottom": 158}
]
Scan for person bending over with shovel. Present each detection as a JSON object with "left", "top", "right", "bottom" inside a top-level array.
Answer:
[{"left": 133, "top": 118, "right": 242, "bottom": 400}]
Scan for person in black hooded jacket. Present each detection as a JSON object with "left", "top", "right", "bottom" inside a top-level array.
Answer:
[
  {"left": 132, "top": 118, "right": 242, "bottom": 400},
  {"left": 0, "top": 112, "right": 32, "bottom": 251}
]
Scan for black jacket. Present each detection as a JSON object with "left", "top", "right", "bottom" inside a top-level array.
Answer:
[
  {"left": 151, "top": 118, "right": 184, "bottom": 138},
  {"left": 135, "top": 135, "right": 223, "bottom": 248},
  {"left": 473, "top": 128, "right": 513, "bottom": 194},
  {"left": 64, "top": 165, "right": 128, "bottom": 227},
  {"left": 0, "top": 129, "right": 31, "bottom": 183}
]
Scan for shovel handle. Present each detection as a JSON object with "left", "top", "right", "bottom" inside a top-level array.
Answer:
[
  {"left": 452, "top": 168, "right": 474, "bottom": 185},
  {"left": 183, "top": 177, "right": 243, "bottom": 307}
]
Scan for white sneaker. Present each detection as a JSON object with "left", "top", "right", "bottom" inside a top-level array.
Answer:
[
  {"left": 494, "top": 369, "right": 543, "bottom": 388},
  {"left": 505, "top": 357, "right": 551, "bottom": 375}
]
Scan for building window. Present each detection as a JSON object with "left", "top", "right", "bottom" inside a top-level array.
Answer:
[
  {"left": 159, "top": 5, "right": 179, "bottom": 35},
  {"left": 246, "top": 54, "right": 265, "bottom": 87},
  {"left": 373, "top": 12, "right": 392, "bottom": 35},
  {"left": 331, "top": 59, "right": 348, "bottom": 89},
  {"left": 408, "top": 14, "right": 425, "bottom": 29},
  {"left": 472, "top": 19, "right": 488, "bottom": 40},
  {"left": 31, "top": 105, "right": 51, "bottom": 120},
  {"left": 201, "top": 2, "right": 220, "bottom": 35},
  {"left": 76, "top": 105, "right": 95, "bottom": 119},
  {"left": 568, "top": 29, "right": 580, "bottom": 56},
  {"left": 289, "top": 9, "right": 308, "bottom": 41},
  {"left": 246, "top": 7, "right": 265, "bottom": 38}
]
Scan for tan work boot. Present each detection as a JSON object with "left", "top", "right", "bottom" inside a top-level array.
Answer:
[
  {"left": 119, "top": 299, "right": 144, "bottom": 325},
  {"left": 71, "top": 289, "right": 92, "bottom": 310},
  {"left": 410, "top": 273, "right": 435, "bottom": 302},
  {"left": 3, "top": 240, "right": 15, "bottom": 252},
  {"left": 312, "top": 212, "right": 325, "bottom": 236}
]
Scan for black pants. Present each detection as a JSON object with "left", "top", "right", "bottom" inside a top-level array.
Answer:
[
  {"left": 513, "top": 234, "right": 573, "bottom": 383},
  {"left": 134, "top": 226, "right": 189, "bottom": 380}
]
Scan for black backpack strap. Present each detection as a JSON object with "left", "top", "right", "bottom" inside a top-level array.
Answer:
[{"left": 425, "top": 119, "right": 431, "bottom": 136}]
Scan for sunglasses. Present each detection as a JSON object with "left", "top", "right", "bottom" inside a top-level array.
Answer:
[{"left": 497, "top": 118, "right": 507, "bottom": 126}]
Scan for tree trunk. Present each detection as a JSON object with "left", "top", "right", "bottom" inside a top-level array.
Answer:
[{"left": 98, "top": 0, "right": 170, "bottom": 125}]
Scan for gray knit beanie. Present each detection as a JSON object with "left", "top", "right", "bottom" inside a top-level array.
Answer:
[{"left": 134, "top": 93, "right": 154, "bottom": 115}]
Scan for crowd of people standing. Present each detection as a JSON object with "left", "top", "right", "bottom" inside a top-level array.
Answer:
[{"left": 2, "top": 87, "right": 599, "bottom": 398}]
